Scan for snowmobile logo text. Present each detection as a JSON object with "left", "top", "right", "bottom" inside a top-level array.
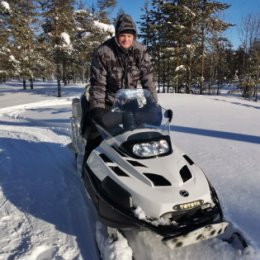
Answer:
[{"left": 174, "top": 200, "right": 203, "bottom": 211}]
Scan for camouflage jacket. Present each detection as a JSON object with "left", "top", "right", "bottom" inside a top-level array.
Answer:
[{"left": 89, "top": 37, "right": 158, "bottom": 110}]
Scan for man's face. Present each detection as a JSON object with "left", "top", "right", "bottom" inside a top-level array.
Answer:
[{"left": 118, "top": 33, "right": 134, "bottom": 49}]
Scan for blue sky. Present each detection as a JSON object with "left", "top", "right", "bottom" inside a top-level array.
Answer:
[
  {"left": 84, "top": 0, "right": 260, "bottom": 49},
  {"left": 221, "top": 0, "right": 260, "bottom": 48}
]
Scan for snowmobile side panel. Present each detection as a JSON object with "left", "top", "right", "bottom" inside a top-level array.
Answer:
[
  {"left": 101, "top": 176, "right": 133, "bottom": 209},
  {"left": 83, "top": 163, "right": 139, "bottom": 229}
]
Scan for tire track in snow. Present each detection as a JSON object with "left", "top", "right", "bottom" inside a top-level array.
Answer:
[
  {"left": 0, "top": 124, "right": 70, "bottom": 144},
  {"left": 0, "top": 98, "right": 73, "bottom": 116},
  {"left": 0, "top": 125, "right": 72, "bottom": 260},
  {"left": 0, "top": 99, "right": 100, "bottom": 260}
]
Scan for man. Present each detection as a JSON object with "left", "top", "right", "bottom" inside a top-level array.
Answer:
[{"left": 83, "top": 14, "right": 158, "bottom": 163}]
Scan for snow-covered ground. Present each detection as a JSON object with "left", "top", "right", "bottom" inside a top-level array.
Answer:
[{"left": 0, "top": 81, "right": 260, "bottom": 260}]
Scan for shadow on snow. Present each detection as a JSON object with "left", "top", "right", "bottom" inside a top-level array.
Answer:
[
  {"left": 0, "top": 136, "right": 98, "bottom": 259},
  {"left": 172, "top": 125, "right": 260, "bottom": 144},
  {"left": 212, "top": 97, "right": 260, "bottom": 110}
]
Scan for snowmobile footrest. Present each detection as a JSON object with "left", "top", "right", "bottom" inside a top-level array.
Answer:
[{"left": 163, "top": 222, "right": 229, "bottom": 249}]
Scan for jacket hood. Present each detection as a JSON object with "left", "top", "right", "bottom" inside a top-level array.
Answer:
[{"left": 115, "top": 14, "right": 137, "bottom": 37}]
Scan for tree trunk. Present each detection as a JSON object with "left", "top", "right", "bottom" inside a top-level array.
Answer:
[
  {"left": 57, "top": 78, "right": 61, "bottom": 97},
  {"left": 30, "top": 78, "right": 33, "bottom": 89},
  {"left": 57, "top": 61, "right": 61, "bottom": 97},
  {"left": 187, "top": 0, "right": 194, "bottom": 94},
  {"left": 200, "top": 0, "right": 206, "bottom": 95},
  {"left": 175, "top": 45, "right": 180, "bottom": 93},
  {"left": 23, "top": 79, "right": 26, "bottom": 90},
  {"left": 256, "top": 90, "right": 258, "bottom": 102}
]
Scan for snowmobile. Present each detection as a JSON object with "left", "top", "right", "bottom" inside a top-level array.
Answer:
[{"left": 70, "top": 87, "right": 244, "bottom": 249}]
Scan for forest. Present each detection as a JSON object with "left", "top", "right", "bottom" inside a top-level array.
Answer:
[{"left": 0, "top": 0, "right": 259, "bottom": 100}]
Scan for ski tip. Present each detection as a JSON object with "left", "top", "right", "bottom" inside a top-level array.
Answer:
[{"left": 223, "top": 231, "right": 248, "bottom": 250}]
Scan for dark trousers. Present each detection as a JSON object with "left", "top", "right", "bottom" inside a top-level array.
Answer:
[{"left": 82, "top": 125, "right": 102, "bottom": 176}]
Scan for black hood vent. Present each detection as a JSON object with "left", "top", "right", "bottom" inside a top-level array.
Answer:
[
  {"left": 144, "top": 173, "right": 171, "bottom": 186},
  {"left": 180, "top": 165, "right": 192, "bottom": 182},
  {"left": 112, "top": 146, "right": 127, "bottom": 157},
  {"left": 99, "top": 153, "right": 113, "bottom": 163},
  {"left": 183, "top": 155, "right": 194, "bottom": 165},
  {"left": 127, "top": 160, "right": 147, "bottom": 167},
  {"left": 110, "top": 166, "right": 129, "bottom": 177}
]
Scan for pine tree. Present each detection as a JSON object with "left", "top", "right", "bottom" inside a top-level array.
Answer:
[
  {"left": 73, "top": 5, "right": 115, "bottom": 83},
  {"left": 0, "top": 0, "right": 39, "bottom": 88},
  {"left": 140, "top": 0, "right": 168, "bottom": 92},
  {"left": 96, "top": 0, "right": 116, "bottom": 23},
  {"left": 196, "top": 0, "right": 231, "bottom": 93},
  {"left": 139, "top": 0, "right": 232, "bottom": 94},
  {"left": 40, "top": 0, "right": 76, "bottom": 97},
  {"left": 0, "top": 1, "right": 11, "bottom": 82}
]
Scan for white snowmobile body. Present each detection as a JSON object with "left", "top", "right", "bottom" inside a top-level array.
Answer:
[{"left": 71, "top": 88, "right": 228, "bottom": 248}]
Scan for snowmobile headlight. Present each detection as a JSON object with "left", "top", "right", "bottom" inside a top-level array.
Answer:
[{"left": 132, "top": 139, "right": 170, "bottom": 158}]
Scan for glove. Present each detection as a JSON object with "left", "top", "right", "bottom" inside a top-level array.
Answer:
[
  {"left": 91, "top": 108, "right": 124, "bottom": 130},
  {"left": 91, "top": 108, "right": 106, "bottom": 125},
  {"left": 123, "top": 111, "right": 136, "bottom": 130}
]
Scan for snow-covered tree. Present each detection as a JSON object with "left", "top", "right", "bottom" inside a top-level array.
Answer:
[
  {"left": 73, "top": 8, "right": 114, "bottom": 82},
  {"left": 2, "top": 0, "right": 40, "bottom": 89},
  {"left": 39, "top": 0, "right": 115, "bottom": 96},
  {"left": 40, "top": 0, "right": 76, "bottom": 96},
  {"left": 140, "top": 0, "right": 232, "bottom": 94},
  {"left": 0, "top": 1, "right": 11, "bottom": 82}
]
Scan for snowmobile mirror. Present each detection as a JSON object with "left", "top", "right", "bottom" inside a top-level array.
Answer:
[{"left": 165, "top": 109, "right": 173, "bottom": 123}]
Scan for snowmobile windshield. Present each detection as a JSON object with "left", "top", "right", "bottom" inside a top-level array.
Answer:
[{"left": 96, "top": 89, "right": 172, "bottom": 141}]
